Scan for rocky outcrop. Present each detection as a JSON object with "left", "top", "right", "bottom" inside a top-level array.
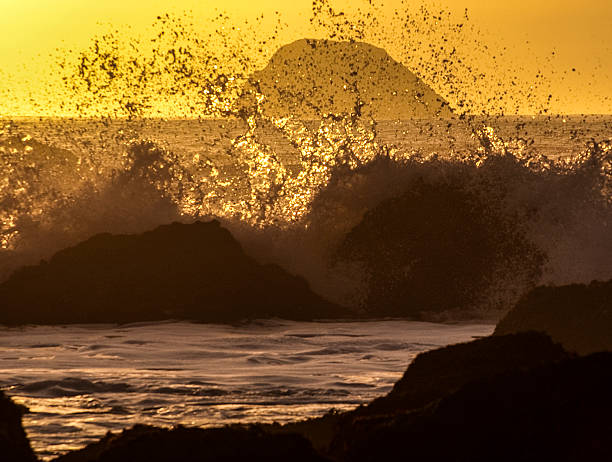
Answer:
[
  {"left": 334, "top": 352, "right": 612, "bottom": 462},
  {"left": 365, "top": 332, "right": 570, "bottom": 414},
  {"left": 237, "top": 39, "right": 453, "bottom": 120},
  {"left": 495, "top": 279, "right": 612, "bottom": 355},
  {"left": 335, "top": 180, "right": 544, "bottom": 318},
  {"left": 0, "top": 390, "right": 37, "bottom": 462},
  {"left": 281, "top": 332, "right": 571, "bottom": 453},
  {"left": 0, "top": 220, "right": 347, "bottom": 325},
  {"left": 282, "top": 334, "right": 610, "bottom": 461},
  {"left": 53, "top": 424, "right": 329, "bottom": 462}
]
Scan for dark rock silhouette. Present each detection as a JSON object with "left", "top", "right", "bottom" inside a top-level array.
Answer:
[
  {"left": 53, "top": 425, "right": 329, "bottom": 462},
  {"left": 0, "top": 390, "right": 37, "bottom": 462},
  {"left": 237, "top": 39, "right": 453, "bottom": 119},
  {"left": 281, "top": 332, "right": 570, "bottom": 452},
  {"left": 335, "top": 179, "right": 544, "bottom": 318},
  {"left": 282, "top": 334, "right": 610, "bottom": 461},
  {"left": 0, "top": 220, "right": 347, "bottom": 325},
  {"left": 365, "top": 331, "right": 570, "bottom": 414},
  {"left": 495, "top": 279, "right": 612, "bottom": 355},
  {"left": 335, "top": 352, "right": 612, "bottom": 462}
]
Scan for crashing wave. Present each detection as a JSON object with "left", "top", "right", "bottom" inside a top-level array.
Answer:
[
  {"left": 1, "top": 115, "right": 610, "bottom": 318},
  {"left": 1, "top": 6, "right": 610, "bottom": 318}
]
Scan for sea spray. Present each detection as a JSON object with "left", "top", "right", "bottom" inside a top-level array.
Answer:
[{"left": 1, "top": 4, "right": 610, "bottom": 317}]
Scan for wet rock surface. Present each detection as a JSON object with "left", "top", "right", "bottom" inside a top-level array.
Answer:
[
  {"left": 53, "top": 425, "right": 330, "bottom": 462},
  {"left": 495, "top": 279, "right": 612, "bottom": 355},
  {"left": 0, "top": 220, "right": 346, "bottom": 325},
  {"left": 0, "top": 390, "right": 37, "bottom": 462},
  {"left": 335, "top": 179, "right": 544, "bottom": 318}
]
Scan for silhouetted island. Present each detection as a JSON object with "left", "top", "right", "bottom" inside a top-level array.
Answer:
[
  {"left": 0, "top": 220, "right": 347, "bottom": 325},
  {"left": 237, "top": 39, "right": 453, "bottom": 119},
  {"left": 495, "top": 279, "right": 612, "bottom": 355}
]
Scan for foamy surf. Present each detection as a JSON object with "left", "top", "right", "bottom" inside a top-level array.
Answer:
[
  {"left": 0, "top": 320, "right": 493, "bottom": 459},
  {"left": 1, "top": 116, "right": 609, "bottom": 316}
]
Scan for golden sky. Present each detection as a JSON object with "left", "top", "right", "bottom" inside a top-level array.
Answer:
[{"left": 1, "top": 0, "right": 611, "bottom": 115}]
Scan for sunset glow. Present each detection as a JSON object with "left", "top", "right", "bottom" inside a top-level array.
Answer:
[
  {"left": 0, "top": 2, "right": 610, "bottom": 460},
  {"left": 1, "top": 0, "right": 612, "bottom": 115}
]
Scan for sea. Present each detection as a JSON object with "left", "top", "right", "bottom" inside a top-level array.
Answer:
[
  {"left": 0, "top": 115, "right": 610, "bottom": 459},
  {"left": 0, "top": 320, "right": 493, "bottom": 459}
]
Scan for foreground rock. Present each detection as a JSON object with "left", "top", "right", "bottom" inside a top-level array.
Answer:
[
  {"left": 0, "top": 220, "right": 346, "bottom": 325},
  {"left": 281, "top": 332, "right": 570, "bottom": 452},
  {"left": 495, "top": 279, "right": 612, "bottom": 355},
  {"left": 365, "top": 332, "right": 570, "bottom": 414},
  {"left": 0, "top": 390, "right": 37, "bottom": 462},
  {"left": 54, "top": 425, "right": 328, "bottom": 462},
  {"left": 283, "top": 333, "right": 611, "bottom": 461},
  {"left": 334, "top": 352, "right": 612, "bottom": 462}
]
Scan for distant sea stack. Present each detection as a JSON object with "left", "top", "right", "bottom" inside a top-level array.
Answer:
[
  {"left": 0, "top": 220, "right": 346, "bottom": 325},
  {"left": 237, "top": 39, "right": 453, "bottom": 119},
  {"left": 495, "top": 279, "right": 612, "bottom": 355}
]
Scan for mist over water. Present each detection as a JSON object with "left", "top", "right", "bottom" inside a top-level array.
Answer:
[
  {"left": 1, "top": 115, "right": 610, "bottom": 313},
  {"left": 1, "top": 3, "right": 610, "bottom": 312}
]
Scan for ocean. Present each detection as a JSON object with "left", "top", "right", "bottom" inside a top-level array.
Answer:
[
  {"left": 1, "top": 320, "right": 493, "bottom": 459},
  {"left": 1, "top": 3, "right": 611, "bottom": 458},
  {"left": 0, "top": 114, "right": 610, "bottom": 459}
]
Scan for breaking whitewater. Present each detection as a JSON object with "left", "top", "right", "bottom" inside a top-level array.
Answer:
[{"left": 1, "top": 114, "right": 610, "bottom": 317}]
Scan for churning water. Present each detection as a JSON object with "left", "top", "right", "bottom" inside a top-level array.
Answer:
[{"left": 1, "top": 320, "right": 493, "bottom": 459}]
